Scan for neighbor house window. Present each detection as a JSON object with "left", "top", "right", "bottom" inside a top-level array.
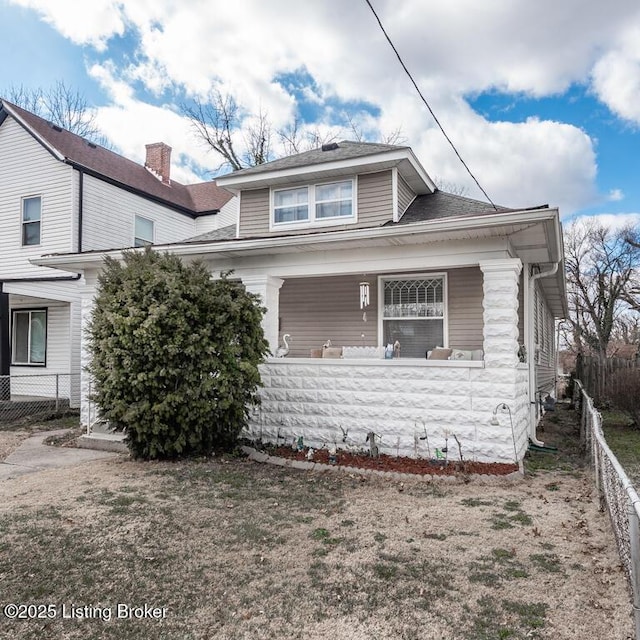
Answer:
[
  {"left": 272, "top": 179, "right": 355, "bottom": 227},
  {"left": 12, "top": 309, "right": 47, "bottom": 366},
  {"left": 381, "top": 275, "right": 446, "bottom": 358},
  {"left": 134, "top": 215, "right": 154, "bottom": 247},
  {"left": 22, "top": 196, "right": 41, "bottom": 246}
]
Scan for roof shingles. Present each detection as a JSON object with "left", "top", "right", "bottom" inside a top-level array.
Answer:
[{"left": 2, "top": 99, "right": 232, "bottom": 216}]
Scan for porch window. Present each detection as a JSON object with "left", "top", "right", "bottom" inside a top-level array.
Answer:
[
  {"left": 272, "top": 179, "right": 355, "bottom": 227},
  {"left": 22, "top": 196, "right": 41, "bottom": 246},
  {"left": 134, "top": 215, "right": 154, "bottom": 247},
  {"left": 381, "top": 276, "right": 446, "bottom": 358},
  {"left": 12, "top": 309, "right": 47, "bottom": 366}
]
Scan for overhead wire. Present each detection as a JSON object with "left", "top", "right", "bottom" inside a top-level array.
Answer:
[{"left": 363, "top": 0, "right": 498, "bottom": 210}]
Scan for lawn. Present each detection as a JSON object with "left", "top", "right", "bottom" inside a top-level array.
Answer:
[
  {"left": 601, "top": 409, "right": 640, "bottom": 485},
  {"left": 0, "top": 405, "right": 633, "bottom": 640}
]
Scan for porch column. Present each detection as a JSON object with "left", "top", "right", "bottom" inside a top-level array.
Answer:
[
  {"left": 479, "top": 259, "right": 522, "bottom": 368},
  {"left": 79, "top": 281, "right": 96, "bottom": 429},
  {"left": 241, "top": 275, "right": 284, "bottom": 355},
  {"left": 0, "top": 288, "right": 9, "bottom": 400}
]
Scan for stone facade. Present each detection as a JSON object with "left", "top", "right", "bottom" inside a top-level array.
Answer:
[{"left": 247, "top": 358, "right": 528, "bottom": 463}]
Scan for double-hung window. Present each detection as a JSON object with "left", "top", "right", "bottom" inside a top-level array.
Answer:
[
  {"left": 134, "top": 215, "right": 154, "bottom": 247},
  {"left": 381, "top": 275, "right": 446, "bottom": 358},
  {"left": 12, "top": 309, "right": 47, "bottom": 366},
  {"left": 22, "top": 196, "right": 41, "bottom": 246},
  {"left": 272, "top": 179, "right": 355, "bottom": 228}
]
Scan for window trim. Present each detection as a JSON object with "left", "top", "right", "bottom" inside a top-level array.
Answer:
[
  {"left": 134, "top": 214, "right": 155, "bottom": 247},
  {"left": 21, "top": 195, "right": 42, "bottom": 247},
  {"left": 377, "top": 272, "right": 449, "bottom": 357},
  {"left": 11, "top": 308, "right": 48, "bottom": 367},
  {"left": 270, "top": 177, "right": 357, "bottom": 230}
]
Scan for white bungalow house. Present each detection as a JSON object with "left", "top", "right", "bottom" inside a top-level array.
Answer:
[
  {"left": 0, "top": 98, "right": 236, "bottom": 405},
  {"left": 36, "top": 140, "right": 566, "bottom": 463}
]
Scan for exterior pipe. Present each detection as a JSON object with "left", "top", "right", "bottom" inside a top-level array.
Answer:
[
  {"left": 527, "top": 263, "right": 559, "bottom": 446},
  {"left": 78, "top": 169, "right": 84, "bottom": 253}
]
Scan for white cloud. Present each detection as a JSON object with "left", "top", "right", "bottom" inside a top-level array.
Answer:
[
  {"left": 591, "top": 24, "right": 640, "bottom": 124},
  {"left": 9, "top": 0, "right": 126, "bottom": 51},
  {"left": 609, "top": 189, "right": 625, "bottom": 202},
  {"left": 12, "top": 0, "right": 640, "bottom": 212},
  {"left": 569, "top": 212, "right": 640, "bottom": 233}
]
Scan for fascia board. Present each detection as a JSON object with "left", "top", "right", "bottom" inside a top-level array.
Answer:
[
  {"left": 34, "top": 207, "right": 561, "bottom": 271},
  {"left": 215, "top": 148, "right": 435, "bottom": 191},
  {"left": 2, "top": 101, "right": 65, "bottom": 162}
]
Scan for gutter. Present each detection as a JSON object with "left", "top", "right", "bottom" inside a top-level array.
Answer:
[
  {"left": 1, "top": 275, "right": 81, "bottom": 283},
  {"left": 527, "top": 263, "right": 559, "bottom": 446}
]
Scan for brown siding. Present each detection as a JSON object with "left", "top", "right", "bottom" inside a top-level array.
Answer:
[
  {"left": 447, "top": 267, "right": 484, "bottom": 350},
  {"left": 237, "top": 170, "right": 394, "bottom": 238},
  {"left": 279, "top": 275, "right": 379, "bottom": 358},
  {"left": 238, "top": 188, "right": 270, "bottom": 237},
  {"left": 356, "top": 170, "right": 393, "bottom": 227},
  {"left": 397, "top": 175, "right": 416, "bottom": 217},
  {"left": 278, "top": 266, "right": 485, "bottom": 358},
  {"left": 518, "top": 270, "right": 525, "bottom": 346}
]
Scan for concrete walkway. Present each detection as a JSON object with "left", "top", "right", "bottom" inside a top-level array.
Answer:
[{"left": 0, "top": 429, "right": 121, "bottom": 480}]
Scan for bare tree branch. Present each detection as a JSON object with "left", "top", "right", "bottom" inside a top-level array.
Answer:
[
  {"left": 564, "top": 219, "right": 640, "bottom": 357},
  {"left": 7, "top": 81, "right": 104, "bottom": 143}
]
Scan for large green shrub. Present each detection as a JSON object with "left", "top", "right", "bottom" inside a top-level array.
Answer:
[{"left": 87, "top": 249, "right": 269, "bottom": 459}]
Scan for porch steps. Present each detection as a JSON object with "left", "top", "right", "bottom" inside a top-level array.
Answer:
[{"left": 77, "top": 431, "right": 128, "bottom": 454}]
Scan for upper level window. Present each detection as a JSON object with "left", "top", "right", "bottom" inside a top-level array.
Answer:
[
  {"left": 381, "top": 275, "right": 447, "bottom": 358},
  {"left": 12, "top": 309, "right": 47, "bottom": 366},
  {"left": 134, "top": 215, "right": 154, "bottom": 247},
  {"left": 272, "top": 179, "right": 355, "bottom": 228},
  {"left": 274, "top": 187, "right": 309, "bottom": 224},
  {"left": 22, "top": 196, "right": 41, "bottom": 246}
]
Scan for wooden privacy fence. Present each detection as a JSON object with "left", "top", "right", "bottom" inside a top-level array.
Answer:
[{"left": 575, "top": 355, "right": 640, "bottom": 406}]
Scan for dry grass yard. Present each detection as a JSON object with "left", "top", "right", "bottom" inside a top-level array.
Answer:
[{"left": 0, "top": 405, "right": 633, "bottom": 640}]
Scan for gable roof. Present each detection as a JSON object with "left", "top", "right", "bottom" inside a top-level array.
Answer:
[
  {"left": 0, "top": 99, "right": 233, "bottom": 217},
  {"left": 216, "top": 140, "right": 437, "bottom": 194}
]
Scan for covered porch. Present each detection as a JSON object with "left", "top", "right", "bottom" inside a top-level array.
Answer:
[{"left": 241, "top": 257, "right": 529, "bottom": 464}]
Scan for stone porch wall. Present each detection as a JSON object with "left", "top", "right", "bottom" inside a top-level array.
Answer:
[{"left": 246, "top": 359, "right": 529, "bottom": 464}]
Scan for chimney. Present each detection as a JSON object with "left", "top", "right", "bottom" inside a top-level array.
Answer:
[{"left": 145, "top": 142, "right": 172, "bottom": 185}]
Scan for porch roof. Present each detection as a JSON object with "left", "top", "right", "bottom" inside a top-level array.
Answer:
[{"left": 33, "top": 206, "right": 567, "bottom": 317}]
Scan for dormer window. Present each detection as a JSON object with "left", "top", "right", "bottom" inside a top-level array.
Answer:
[{"left": 271, "top": 179, "right": 356, "bottom": 229}]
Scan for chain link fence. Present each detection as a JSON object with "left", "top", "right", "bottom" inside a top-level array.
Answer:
[
  {"left": 574, "top": 379, "right": 640, "bottom": 638},
  {"left": 0, "top": 373, "right": 80, "bottom": 425}
]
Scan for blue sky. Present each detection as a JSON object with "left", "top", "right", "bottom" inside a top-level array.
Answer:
[{"left": 2, "top": 0, "right": 640, "bottom": 225}]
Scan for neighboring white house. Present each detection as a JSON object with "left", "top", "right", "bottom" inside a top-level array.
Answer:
[
  {"left": 37, "top": 140, "right": 566, "bottom": 464},
  {"left": 0, "top": 98, "right": 236, "bottom": 404}
]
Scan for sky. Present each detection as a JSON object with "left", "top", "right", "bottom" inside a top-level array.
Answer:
[{"left": 2, "top": 0, "right": 640, "bottom": 225}]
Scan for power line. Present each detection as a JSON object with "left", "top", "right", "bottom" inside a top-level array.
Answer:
[{"left": 363, "top": 0, "right": 498, "bottom": 210}]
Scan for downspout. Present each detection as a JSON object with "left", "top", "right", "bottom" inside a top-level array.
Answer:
[
  {"left": 78, "top": 169, "right": 84, "bottom": 253},
  {"left": 0, "top": 283, "right": 9, "bottom": 399},
  {"left": 527, "top": 263, "right": 559, "bottom": 446}
]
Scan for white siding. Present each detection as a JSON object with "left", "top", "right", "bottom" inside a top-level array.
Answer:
[
  {"left": 194, "top": 196, "right": 238, "bottom": 236},
  {"left": 0, "top": 117, "right": 75, "bottom": 279},
  {"left": 81, "top": 174, "right": 197, "bottom": 250},
  {"left": 9, "top": 300, "right": 74, "bottom": 399}
]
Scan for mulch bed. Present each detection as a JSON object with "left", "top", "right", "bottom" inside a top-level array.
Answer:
[{"left": 268, "top": 446, "right": 519, "bottom": 476}]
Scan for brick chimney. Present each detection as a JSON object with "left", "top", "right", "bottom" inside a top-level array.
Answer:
[{"left": 145, "top": 142, "right": 172, "bottom": 185}]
